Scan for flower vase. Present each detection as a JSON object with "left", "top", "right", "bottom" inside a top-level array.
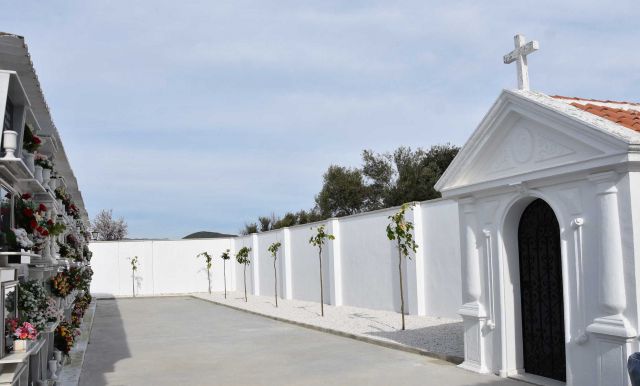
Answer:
[
  {"left": 49, "top": 177, "right": 57, "bottom": 191},
  {"left": 22, "top": 152, "right": 35, "bottom": 174},
  {"left": 13, "top": 339, "right": 29, "bottom": 352},
  {"left": 34, "top": 165, "right": 44, "bottom": 183},
  {"left": 54, "top": 350, "right": 62, "bottom": 363},
  {"left": 41, "top": 238, "right": 52, "bottom": 263},
  {"left": 50, "top": 239, "right": 57, "bottom": 259},
  {"left": 42, "top": 168, "right": 51, "bottom": 186},
  {"left": 57, "top": 199, "right": 64, "bottom": 209},
  {"left": 2, "top": 131, "right": 17, "bottom": 159},
  {"left": 48, "top": 359, "right": 58, "bottom": 380}
]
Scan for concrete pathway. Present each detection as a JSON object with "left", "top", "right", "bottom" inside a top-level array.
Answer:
[
  {"left": 193, "top": 291, "right": 463, "bottom": 361},
  {"left": 80, "top": 297, "right": 526, "bottom": 386}
]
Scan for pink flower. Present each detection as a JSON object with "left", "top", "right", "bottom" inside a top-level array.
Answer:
[{"left": 14, "top": 322, "right": 38, "bottom": 340}]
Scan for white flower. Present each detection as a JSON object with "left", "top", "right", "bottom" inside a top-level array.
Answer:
[{"left": 12, "top": 228, "right": 34, "bottom": 249}]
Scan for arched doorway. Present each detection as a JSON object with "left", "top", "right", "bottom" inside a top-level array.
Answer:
[{"left": 518, "top": 199, "right": 566, "bottom": 381}]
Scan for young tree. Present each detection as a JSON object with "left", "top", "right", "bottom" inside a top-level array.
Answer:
[
  {"left": 267, "top": 241, "right": 282, "bottom": 307},
  {"left": 129, "top": 256, "right": 138, "bottom": 297},
  {"left": 197, "top": 251, "right": 213, "bottom": 294},
  {"left": 220, "top": 249, "right": 231, "bottom": 299},
  {"left": 236, "top": 247, "right": 252, "bottom": 302},
  {"left": 308, "top": 225, "right": 335, "bottom": 316},
  {"left": 92, "top": 209, "right": 128, "bottom": 240},
  {"left": 386, "top": 203, "right": 418, "bottom": 330}
]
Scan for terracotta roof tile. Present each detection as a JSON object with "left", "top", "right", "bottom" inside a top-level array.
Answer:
[
  {"left": 570, "top": 102, "right": 640, "bottom": 132},
  {"left": 552, "top": 95, "right": 640, "bottom": 107}
]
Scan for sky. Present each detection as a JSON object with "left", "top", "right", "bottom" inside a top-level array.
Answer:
[{"left": 1, "top": 1, "right": 639, "bottom": 239}]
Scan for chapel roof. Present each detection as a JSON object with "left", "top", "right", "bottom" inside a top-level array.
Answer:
[{"left": 551, "top": 95, "right": 640, "bottom": 132}]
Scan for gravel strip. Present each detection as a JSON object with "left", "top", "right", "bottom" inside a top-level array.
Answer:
[{"left": 192, "top": 291, "right": 463, "bottom": 360}]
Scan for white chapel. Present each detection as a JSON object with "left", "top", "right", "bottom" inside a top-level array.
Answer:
[{"left": 436, "top": 35, "right": 640, "bottom": 385}]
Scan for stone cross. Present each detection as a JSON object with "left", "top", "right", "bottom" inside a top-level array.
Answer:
[{"left": 503, "top": 34, "right": 539, "bottom": 90}]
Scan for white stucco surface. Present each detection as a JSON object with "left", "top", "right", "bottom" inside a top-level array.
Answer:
[
  {"left": 90, "top": 238, "right": 233, "bottom": 297},
  {"left": 339, "top": 208, "right": 402, "bottom": 312},
  {"left": 90, "top": 199, "right": 462, "bottom": 319}
]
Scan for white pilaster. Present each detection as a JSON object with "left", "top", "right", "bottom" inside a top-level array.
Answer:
[
  {"left": 458, "top": 197, "right": 489, "bottom": 374},
  {"left": 327, "top": 218, "right": 343, "bottom": 306},
  {"left": 587, "top": 171, "right": 637, "bottom": 386},
  {"left": 405, "top": 202, "right": 426, "bottom": 315},
  {"left": 230, "top": 238, "right": 237, "bottom": 292},
  {"left": 252, "top": 233, "right": 260, "bottom": 296},
  {"left": 283, "top": 227, "right": 293, "bottom": 300}
]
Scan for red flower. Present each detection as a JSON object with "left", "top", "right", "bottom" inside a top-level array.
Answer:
[
  {"left": 47, "top": 219, "right": 54, "bottom": 226},
  {"left": 33, "top": 136, "right": 41, "bottom": 144},
  {"left": 21, "top": 193, "right": 31, "bottom": 200},
  {"left": 38, "top": 203, "right": 47, "bottom": 212},
  {"left": 23, "top": 208, "right": 33, "bottom": 217},
  {"left": 29, "top": 220, "right": 37, "bottom": 229}
]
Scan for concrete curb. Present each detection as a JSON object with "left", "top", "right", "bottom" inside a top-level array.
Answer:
[
  {"left": 58, "top": 300, "right": 97, "bottom": 386},
  {"left": 191, "top": 295, "right": 464, "bottom": 365}
]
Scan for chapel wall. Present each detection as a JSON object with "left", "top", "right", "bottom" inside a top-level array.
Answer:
[{"left": 458, "top": 172, "right": 640, "bottom": 383}]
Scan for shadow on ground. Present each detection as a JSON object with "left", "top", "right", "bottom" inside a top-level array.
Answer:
[
  {"left": 79, "top": 299, "right": 130, "bottom": 386},
  {"left": 366, "top": 321, "right": 464, "bottom": 360}
]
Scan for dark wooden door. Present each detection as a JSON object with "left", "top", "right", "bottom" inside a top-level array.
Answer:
[{"left": 518, "top": 199, "right": 566, "bottom": 381}]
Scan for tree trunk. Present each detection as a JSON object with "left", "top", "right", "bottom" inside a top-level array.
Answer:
[
  {"left": 398, "top": 242, "right": 405, "bottom": 330},
  {"left": 223, "top": 260, "right": 227, "bottom": 299},
  {"left": 319, "top": 246, "right": 324, "bottom": 316},
  {"left": 207, "top": 267, "right": 211, "bottom": 294},
  {"left": 132, "top": 269, "right": 136, "bottom": 298},
  {"left": 243, "top": 264, "right": 247, "bottom": 302},
  {"left": 274, "top": 258, "right": 278, "bottom": 307}
]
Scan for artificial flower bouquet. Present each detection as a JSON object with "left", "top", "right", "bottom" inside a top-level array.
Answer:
[
  {"left": 14, "top": 194, "right": 50, "bottom": 242},
  {"left": 34, "top": 153, "right": 53, "bottom": 170},
  {"left": 71, "top": 293, "right": 91, "bottom": 327},
  {"left": 50, "top": 271, "right": 72, "bottom": 298},
  {"left": 54, "top": 321, "right": 80, "bottom": 355},
  {"left": 9, "top": 228, "right": 34, "bottom": 250},
  {"left": 69, "top": 267, "right": 93, "bottom": 292},
  {"left": 44, "top": 297, "right": 63, "bottom": 324},
  {"left": 22, "top": 125, "right": 42, "bottom": 153},
  {"left": 18, "top": 280, "right": 47, "bottom": 331},
  {"left": 6, "top": 319, "right": 39, "bottom": 352}
]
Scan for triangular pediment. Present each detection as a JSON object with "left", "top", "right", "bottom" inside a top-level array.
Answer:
[{"left": 436, "top": 90, "right": 634, "bottom": 196}]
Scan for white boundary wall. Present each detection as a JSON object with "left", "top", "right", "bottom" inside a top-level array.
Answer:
[{"left": 90, "top": 199, "right": 462, "bottom": 318}]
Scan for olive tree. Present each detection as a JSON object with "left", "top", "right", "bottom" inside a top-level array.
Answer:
[
  {"left": 220, "top": 249, "right": 231, "bottom": 299},
  {"left": 197, "top": 251, "right": 213, "bottom": 294},
  {"left": 236, "top": 247, "right": 252, "bottom": 302},
  {"left": 386, "top": 203, "right": 418, "bottom": 330},
  {"left": 308, "top": 225, "right": 335, "bottom": 316},
  {"left": 267, "top": 241, "right": 282, "bottom": 307}
]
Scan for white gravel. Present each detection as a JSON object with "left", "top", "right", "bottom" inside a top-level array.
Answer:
[{"left": 193, "top": 291, "right": 463, "bottom": 359}]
